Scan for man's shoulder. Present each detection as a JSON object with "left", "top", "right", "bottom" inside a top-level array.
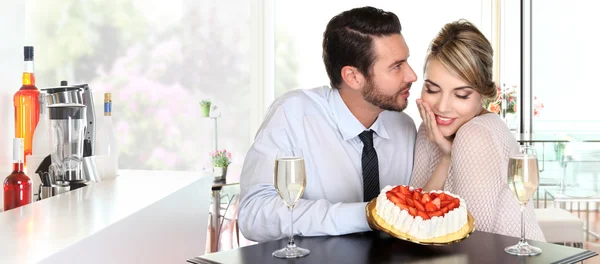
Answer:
[
  {"left": 269, "top": 86, "right": 332, "bottom": 114},
  {"left": 258, "top": 86, "right": 331, "bottom": 128}
]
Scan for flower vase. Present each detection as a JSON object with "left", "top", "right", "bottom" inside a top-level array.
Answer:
[
  {"left": 213, "top": 166, "right": 228, "bottom": 181},
  {"left": 201, "top": 104, "right": 211, "bottom": 117}
]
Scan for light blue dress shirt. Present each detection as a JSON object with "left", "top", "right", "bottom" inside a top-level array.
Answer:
[{"left": 238, "top": 86, "right": 416, "bottom": 242}]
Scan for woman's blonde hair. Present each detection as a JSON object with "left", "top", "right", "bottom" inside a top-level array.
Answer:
[{"left": 425, "top": 19, "right": 496, "bottom": 100}]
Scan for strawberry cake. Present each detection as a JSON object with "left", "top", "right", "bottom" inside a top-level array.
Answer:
[{"left": 374, "top": 185, "right": 470, "bottom": 242}]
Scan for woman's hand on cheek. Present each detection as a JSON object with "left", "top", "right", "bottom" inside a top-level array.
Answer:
[{"left": 417, "top": 99, "right": 452, "bottom": 157}]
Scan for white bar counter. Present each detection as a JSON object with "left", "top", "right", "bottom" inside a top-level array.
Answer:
[{"left": 0, "top": 170, "right": 212, "bottom": 264}]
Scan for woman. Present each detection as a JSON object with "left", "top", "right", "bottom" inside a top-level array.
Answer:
[{"left": 410, "top": 20, "right": 545, "bottom": 241}]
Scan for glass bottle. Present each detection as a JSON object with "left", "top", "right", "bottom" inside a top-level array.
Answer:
[
  {"left": 4, "top": 138, "right": 33, "bottom": 211},
  {"left": 14, "top": 46, "right": 41, "bottom": 168}
]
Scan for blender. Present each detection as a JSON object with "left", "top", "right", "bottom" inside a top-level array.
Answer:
[
  {"left": 34, "top": 82, "right": 100, "bottom": 199},
  {"left": 48, "top": 103, "right": 88, "bottom": 190}
]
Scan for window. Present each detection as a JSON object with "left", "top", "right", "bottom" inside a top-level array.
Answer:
[
  {"left": 531, "top": 0, "right": 600, "bottom": 133},
  {"left": 25, "top": 0, "right": 254, "bottom": 175},
  {"left": 527, "top": 0, "right": 600, "bottom": 194}
]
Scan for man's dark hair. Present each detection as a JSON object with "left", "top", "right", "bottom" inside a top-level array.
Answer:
[{"left": 322, "top": 6, "right": 402, "bottom": 88}]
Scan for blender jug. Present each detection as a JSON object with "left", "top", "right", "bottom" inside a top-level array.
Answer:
[{"left": 48, "top": 104, "right": 86, "bottom": 182}]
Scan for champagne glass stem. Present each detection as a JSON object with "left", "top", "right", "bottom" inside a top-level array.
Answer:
[
  {"left": 520, "top": 205, "right": 526, "bottom": 244},
  {"left": 288, "top": 206, "right": 295, "bottom": 248}
]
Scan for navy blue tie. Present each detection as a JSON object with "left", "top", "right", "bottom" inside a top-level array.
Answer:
[{"left": 359, "top": 130, "right": 380, "bottom": 202}]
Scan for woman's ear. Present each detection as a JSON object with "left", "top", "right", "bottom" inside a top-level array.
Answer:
[{"left": 340, "top": 66, "right": 366, "bottom": 91}]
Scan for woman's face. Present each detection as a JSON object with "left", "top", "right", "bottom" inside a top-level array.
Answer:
[{"left": 420, "top": 59, "right": 484, "bottom": 137}]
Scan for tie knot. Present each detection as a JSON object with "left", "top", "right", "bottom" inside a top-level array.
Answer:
[{"left": 359, "top": 130, "right": 374, "bottom": 148}]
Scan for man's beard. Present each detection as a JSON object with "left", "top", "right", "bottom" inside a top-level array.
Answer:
[{"left": 362, "top": 78, "right": 409, "bottom": 112}]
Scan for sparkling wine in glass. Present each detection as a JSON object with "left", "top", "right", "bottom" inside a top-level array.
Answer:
[
  {"left": 505, "top": 145, "right": 542, "bottom": 256},
  {"left": 272, "top": 147, "right": 310, "bottom": 258}
]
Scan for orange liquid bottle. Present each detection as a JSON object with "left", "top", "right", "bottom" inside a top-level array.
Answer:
[{"left": 14, "top": 46, "right": 40, "bottom": 168}]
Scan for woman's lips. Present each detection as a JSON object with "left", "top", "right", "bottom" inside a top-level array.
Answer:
[{"left": 435, "top": 115, "right": 456, "bottom": 126}]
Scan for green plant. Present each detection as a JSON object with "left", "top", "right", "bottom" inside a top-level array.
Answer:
[
  {"left": 211, "top": 149, "right": 232, "bottom": 167},
  {"left": 200, "top": 100, "right": 211, "bottom": 107}
]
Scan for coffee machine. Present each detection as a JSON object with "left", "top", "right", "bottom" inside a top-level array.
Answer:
[{"left": 36, "top": 82, "right": 99, "bottom": 198}]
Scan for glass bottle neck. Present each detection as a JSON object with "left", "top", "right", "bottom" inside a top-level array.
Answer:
[
  {"left": 12, "top": 161, "right": 24, "bottom": 172},
  {"left": 22, "top": 60, "right": 35, "bottom": 86}
]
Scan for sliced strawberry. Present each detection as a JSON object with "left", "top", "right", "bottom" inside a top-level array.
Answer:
[
  {"left": 386, "top": 191, "right": 398, "bottom": 199},
  {"left": 454, "top": 198, "right": 460, "bottom": 207},
  {"left": 408, "top": 207, "right": 418, "bottom": 217},
  {"left": 440, "top": 200, "right": 452, "bottom": 207},
  {"left": 428, "top": 210, "right": 444, "bottom": 218},
  {"left": 414, "top": 200, "right": 426, "bottom": 212},
  {"left": 398, "top": 203, "right": 410, "bottom": 210},
  {"left": 399, "top": 185, "right": 411, "bottom": 195},
  {"left": 441, "top": 206, "right": 449, "bottom": 214},
  {"left": 387, "top": 192, "right": 405, "bottom": 206},
  {"left": 413, "top": 191, "right": 422, "bottom": 202},
  {"left": 429, "top": 192, "right": 437, "bottom": 200},
  {"left": 414, "top": 187, "right": 423, "bottom": 193},
  {"left": 396, "top": 193, "right": 407, "bottom": 202},
  {"left": 421, "top": 193, "right": 432, "bottom": 204},
  {"left": 447, "top": 201, "right": 458, "bottom": 211},
  {"left": 406, "top": 198, "right": 415, "bottom": 207},
  {"left": 425, "top": 202, "right": 438, "bottom": 212},
  {"left": 417, "top": 210, "right": 430, "bottom": 220},
  {"left": 431, "top": 198, "right": 441, "bottom": 209},
  {"left": 438, "top": 193, "right": 448, "bottom": 201}
]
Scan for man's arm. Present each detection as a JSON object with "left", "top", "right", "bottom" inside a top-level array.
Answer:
[{"left": 238, "top": 104, "right": 371, "bottom": 243}]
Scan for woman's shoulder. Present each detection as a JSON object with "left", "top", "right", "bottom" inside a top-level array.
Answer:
[
  {"left": 457, "top": 113, "right": 508, "bottom": 135},
  {"left": 454, "top": 113, "right": 516, "bottom": 148}
]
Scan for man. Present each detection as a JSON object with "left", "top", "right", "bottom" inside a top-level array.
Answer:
[{"left": 238, "top": 6, "right": 418, "bottom": 242}]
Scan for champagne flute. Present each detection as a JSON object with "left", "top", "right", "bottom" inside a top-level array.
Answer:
[
  {"left": 505, "top": 145, "right": 542, "bottom": 256},
  {"left": 272, "top": 147, "right": 310, "bottom": 258}
]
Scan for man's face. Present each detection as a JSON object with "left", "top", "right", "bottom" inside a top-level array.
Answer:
[{"left": 361, "top": 34, "right": 417, "bottom": 112}]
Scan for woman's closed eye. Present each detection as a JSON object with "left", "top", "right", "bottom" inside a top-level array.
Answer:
[
  {"left": 455, "top": 92, "right": 473, "bottom": 99},
  {"left": 424, "top": 84, "right": 439, "bottom": 94}
]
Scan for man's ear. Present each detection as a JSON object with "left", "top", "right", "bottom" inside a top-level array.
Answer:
[{"left": 340, "top": 66, "right": 366, "bottom": 91}]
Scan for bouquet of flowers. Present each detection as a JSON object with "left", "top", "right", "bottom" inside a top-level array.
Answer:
[
  {"left": 484, "top": 84, "right": 544, "bottom": 117},
  {"left": 211, "top": 149, "right": 232, "bottom": 168}
]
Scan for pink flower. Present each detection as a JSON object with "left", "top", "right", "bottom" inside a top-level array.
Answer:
[{"left": 512, "top": 104, "right": 517, "bottom": 113}]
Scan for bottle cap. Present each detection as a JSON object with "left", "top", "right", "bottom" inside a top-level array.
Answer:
[
  {"left": 104, "top": 93, "right": 112, "bottom": 102},
  {"left": 24, "top": 46, "right": 34, "bottom": 61},
  {"left": 60, "top": 80, "right": 68, "bottom": 86},
  {"left": 13, "top": 138, "right": 24, "bottom": 162}
]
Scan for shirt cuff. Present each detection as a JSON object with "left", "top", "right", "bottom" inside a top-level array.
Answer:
[{"left": 335, "top": 202, "right": 372, "bottom": 234}]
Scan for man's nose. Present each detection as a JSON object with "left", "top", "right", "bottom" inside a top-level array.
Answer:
[{"left": 405, "top": 63, "right": 417, "bottom": 83}]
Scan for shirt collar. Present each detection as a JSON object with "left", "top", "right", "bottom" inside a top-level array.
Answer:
[{"left": 328, "top": 88, "right": 390, "bottom": 141}]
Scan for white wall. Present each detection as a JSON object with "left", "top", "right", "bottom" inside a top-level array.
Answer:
[{"left": 0, "top": 1, "right": 26, "bottom": 206}]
